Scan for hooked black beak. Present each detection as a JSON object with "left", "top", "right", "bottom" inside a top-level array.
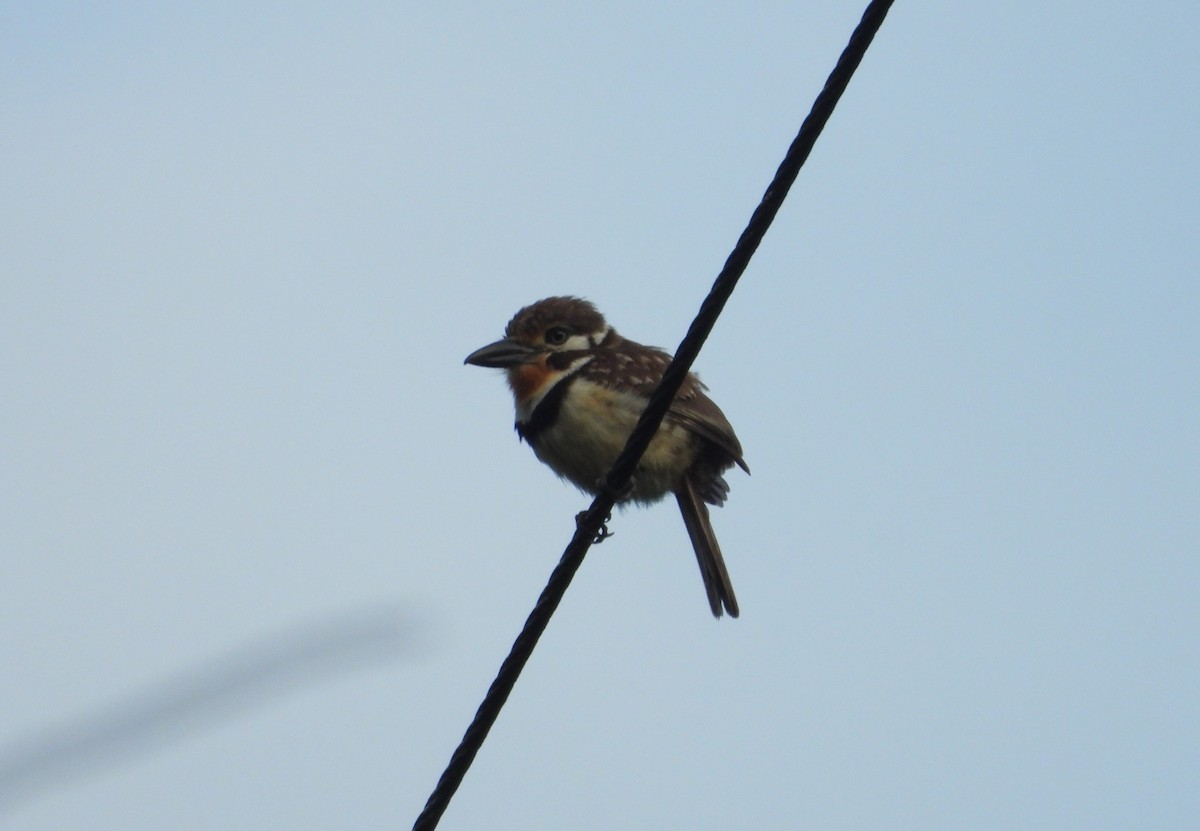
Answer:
[{"left": 463, "top": 338, "right": 539, "bottom": 368}]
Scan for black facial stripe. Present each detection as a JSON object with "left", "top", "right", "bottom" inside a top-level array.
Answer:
[
  {"left": 546, "top": 350, "right": 590, "bottom": 371},
  {"left": 515, "top": 372, "right": 577, "bottom": 444}
]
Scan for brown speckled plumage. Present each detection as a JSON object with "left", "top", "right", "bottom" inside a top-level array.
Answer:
[{"left": 465, "top": 296, "right": 747, "bottom": 618}]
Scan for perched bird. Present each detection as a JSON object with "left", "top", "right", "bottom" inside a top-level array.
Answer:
[{"left": 464, "top": 296, "right": 748, "bottom": 618}]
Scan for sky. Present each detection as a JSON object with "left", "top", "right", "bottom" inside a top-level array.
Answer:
[{"left": 2, "top": 2, "right": 1197, "bottom": 828}]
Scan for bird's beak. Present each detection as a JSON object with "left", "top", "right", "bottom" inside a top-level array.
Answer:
[{"left": 463, "top": 338, "right": 539, "bottom": 368}]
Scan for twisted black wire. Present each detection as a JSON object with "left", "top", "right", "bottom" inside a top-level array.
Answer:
[{"left": 413, "top": 2, "right": 894, "bottom": 827}]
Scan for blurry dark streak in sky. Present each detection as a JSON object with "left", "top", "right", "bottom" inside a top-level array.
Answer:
[{"left": 0, "top": 604, "right": 426, "bottom": 812}]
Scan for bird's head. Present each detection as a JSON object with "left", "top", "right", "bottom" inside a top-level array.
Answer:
[{"left": 463, "top": 296, "right": 612, "bottom": 369}]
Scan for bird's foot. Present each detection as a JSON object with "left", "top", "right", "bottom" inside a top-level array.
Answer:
[{"left": 575, "top": 510, "right": 614, "bottom": 545}]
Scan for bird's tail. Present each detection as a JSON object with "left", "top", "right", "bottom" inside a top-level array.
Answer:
[{"left": 675, "top": 479, "right": 739, "bottom": 618}]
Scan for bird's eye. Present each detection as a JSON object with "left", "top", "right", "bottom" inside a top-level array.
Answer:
[{"left": 544, "top": 326, "right": 570, "bottom": 345}]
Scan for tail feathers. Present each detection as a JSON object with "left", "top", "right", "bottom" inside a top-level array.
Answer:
[
  {"left": 698, "top": 473, "right": 731, "bottom": 507},
  {"left": 675, "top": 479, "right": 739, "bottom": 619}
]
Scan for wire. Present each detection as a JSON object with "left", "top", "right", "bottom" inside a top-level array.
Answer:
[{"left": 413, "top": 2, "right": 895, "bottom": 827}]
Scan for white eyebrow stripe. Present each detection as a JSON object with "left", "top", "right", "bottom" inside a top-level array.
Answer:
[
  {"left": 562, "top": 333, "right": 593, "bottom": 352},
  {"left": 587, "top": 325, "right": 611, "bottom": 348}
]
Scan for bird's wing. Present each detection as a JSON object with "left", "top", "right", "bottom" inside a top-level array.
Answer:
[{"left": 589, "top": 340, "right": 748, "bottom": 472}]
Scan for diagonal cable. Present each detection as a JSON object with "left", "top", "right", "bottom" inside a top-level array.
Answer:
[{"left": 413, "top": 2, "right": 894, "bottom": 828}]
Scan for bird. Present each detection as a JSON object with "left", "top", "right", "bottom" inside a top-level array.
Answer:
[{"left": 464, "top": 296, "right": 748, "bottom": 618}]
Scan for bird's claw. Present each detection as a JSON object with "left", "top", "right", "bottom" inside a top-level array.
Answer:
[{"left": 575, "top": 510, "right": 614, "bottom": 545}]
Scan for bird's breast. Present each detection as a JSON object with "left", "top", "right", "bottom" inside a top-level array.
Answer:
[{"left": 528, "top": 377, "right": 697, "bottom": 503}]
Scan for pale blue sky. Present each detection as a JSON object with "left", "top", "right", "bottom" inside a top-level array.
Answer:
[{"left": 3, "top": 3, "right": 1197, "bottom": 829}]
